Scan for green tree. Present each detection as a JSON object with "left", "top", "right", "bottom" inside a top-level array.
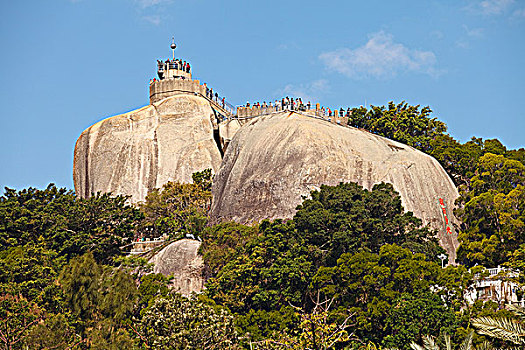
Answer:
[
  {"left": 348, "top": 102, "right": 447, "bottom": 153},
  {"left": 24, "top": 313, "right": 81, "bottom": 350},
  {"left": 472, "top": 304, "right": 525, "bottom": 347},
  {"left": 0, "top": 184, "right": 76, "bottom": 249},
  {"left": 429, "top": 135, "right": 484, "bottom": 187},
  {"left": 137, "top": 273, "right": 171, "bottom": 314},
  {"left": 312, "top": 244, "right": 446, "bottom": 347},
  {"left": 409, "top": 332, "right": 479, "bottom": 350},
  {"left": 140, "top": 169, "right": 213, "bottom": 237},
  {"left": 0, "top": 184, "right": 142, "bottom": 264},
  {"left": 235, "top": 307, "right": 299, "bottom": 344},
  {"left": 59, "top": 252, "right": 102, "bottom": 323},
  {"left": 0, "top": 294, "right": 43, "bottom": 350},
  {"left": 205, "top": 219, "right": 314, "bottom": 313},
  {"left": 260, "top": 301, "right": 357, "bottom": 350},
  {"left": 59, "top": 252, "right": 138, "bottom": 345},
  {"left": 294, "top": 182, "right": 442, "bottom": 266},
  {"left": 382, "top": 292, "right": 457, "bottom": 349},
  {"left": 456, "top": 154, "right": 525, "bottom": 267},
  {"left": 0, "top": 238, "right": 64, "bottom": 311},
  {"left": 135, "top": 292, "right": 240, "bottom": 349},
  {"left": 200, "top": 222, "right": 259, "bottom": 275},
  {"left": 64, "top": 192, "right": 142, "bottom": 264}
]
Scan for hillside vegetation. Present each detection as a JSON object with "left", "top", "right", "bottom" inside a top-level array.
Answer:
[{"left": 1, "top": 102, "right": 524, "bottom": 349}]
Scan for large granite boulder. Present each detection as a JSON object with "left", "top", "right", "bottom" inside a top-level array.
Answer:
[
  {"left": 211, "top": 111, "right": 460, "bottom": 262},
  {"left": 149, "top": 239, "right": 205, "bottom": 295},
  {"left": 73, "top": 94, "right": 222, "bottom": 203}
]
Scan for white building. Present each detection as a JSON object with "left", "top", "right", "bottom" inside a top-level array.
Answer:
[{"left": 465, "top": 266, "right": 524, "bottom": 307}]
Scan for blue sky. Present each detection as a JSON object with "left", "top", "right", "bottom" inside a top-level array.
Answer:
[{"left": 0, "top": 0, "right": 524, "bottom": 191}]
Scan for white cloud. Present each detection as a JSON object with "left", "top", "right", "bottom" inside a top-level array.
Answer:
[
  {"left": 512, "top": 7, "right": 525, "bottom": 18},
  {"left": 319, "top": 31, "right": 441, "bottom": 79},
  {"left": 455, "top": 39, "right": 470, "bottom": 49},
  {"left": 278, "top": 79, "right": 329, "bottom": 102},
  {"left": 479, "top": 0, "right": 514, "bottom": 14},
  {"left": 466, "top": 0, "right": 515, "bottom": 15},
  {"left": 135, "top": 0, "right": 172, "bottom": 8},
  {"left": 142, "top": 15, "right": 162, "bottom": 25},
  {"left": 133, "top": 0, "right": 173, "bottom": 25},
  {"left": 464, "top": 25, "right": 484, "bottom": 37},
  {"left": 456, "top": 25, "right": 483, "bottom": 49},
  {"left": 277, "top": 43, "right": 300, "bottom": 50}
]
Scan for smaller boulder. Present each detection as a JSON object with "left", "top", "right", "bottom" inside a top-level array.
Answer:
[{"left": 149, "top": 239, "right": 204, "bottom": 295}]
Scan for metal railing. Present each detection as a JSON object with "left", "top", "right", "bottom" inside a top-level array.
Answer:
[{"left": 204, "top": 91, "right": 235, "bottom": 115}]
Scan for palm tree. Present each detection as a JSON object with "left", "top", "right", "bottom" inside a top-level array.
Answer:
[
  {"left": 410, "top": 332, "right": 470, "bottom": 350},
  {"left": 409, "top": 332, "right": 494, "bottom": 350},
  {"left": 472, "top": 304, "right": 525, "bottom": 346}
]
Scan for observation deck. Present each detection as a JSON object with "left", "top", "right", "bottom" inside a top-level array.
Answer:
[
  {"left": 149, "top": 40, "right": 235, "bottom": 118},
  {"left": 157, "top": 59, "right": 192, "bottom": 80}
]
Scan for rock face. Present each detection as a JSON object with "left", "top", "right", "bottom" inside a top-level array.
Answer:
[
  {"left": 211, "top": 111, "right": 460, "bottom": 262},
  {"left": 218, "top": 119, "right": 242, "bottom": 152},
  {"left": 149, "top": 239, "right": 205, "bottom": 295},
  {"left": 73, "top": 94, "right": 222, "bottom": 203}
]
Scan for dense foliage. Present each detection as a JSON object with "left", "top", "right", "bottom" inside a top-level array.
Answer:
[
  {"left": 348, "top": 102, "right": 447, "bottom": 154},
  {"left": 202, "top": 182, "right": 448, "bottom": 348},
  {"left": 136, "top": 293, "right": 239, "bottom": 349},
  {"left": 0, "top": 185, "right": 142, "bottom": 264},
  {"left": 0, "top": 172, "right": 235, "bottom": 349},
  {"left": 139, "top": 169, "right": 212, "bottom": 237}
]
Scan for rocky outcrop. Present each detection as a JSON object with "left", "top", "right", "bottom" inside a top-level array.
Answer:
[
  {"left": 73, "top": 94, "right": 222, "bottom": 203},
  {"left": 75, "top": 92, "right": 461, "bottom": 261},
  {"left": 149, "top": 239, "right": 205, "bottom": 295},
  {"left": 211, "top": 111, "right": 460, "bottom": 262}
]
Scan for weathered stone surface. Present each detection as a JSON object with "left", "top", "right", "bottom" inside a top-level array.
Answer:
[
  {"left": 211, "top": 111, "right": 460, "bottom": 262},
  {"left": 73, "top": 94, "right": 222, "bottom": 203},
  {"left": 149, "top": 239, "right": 205, "bottom": 295},
  {"left": 218, "top": 119, "right": 242, "bottom": 151}
]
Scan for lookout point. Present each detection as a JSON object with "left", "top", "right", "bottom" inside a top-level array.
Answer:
[{"left": 149, "top": 38, "right": 236, "bottom": 118}]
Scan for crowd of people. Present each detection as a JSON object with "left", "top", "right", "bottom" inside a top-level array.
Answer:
[
  {"left": 243, "top": 97, "right": 353, "bottom": 118},
  {"left": 157, "top": 58, "right": 191, "bottom": 74}
]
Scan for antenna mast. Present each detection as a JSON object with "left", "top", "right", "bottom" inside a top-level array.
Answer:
[{"left": 170, "top": 37, "right": 177, "bottom": 60}]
